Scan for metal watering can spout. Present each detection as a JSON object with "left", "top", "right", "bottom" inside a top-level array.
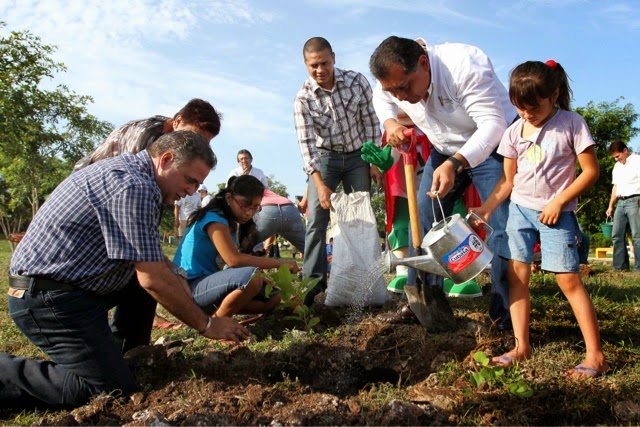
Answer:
[{"left": 384, "top": 249, "right": 450, "bottom": 277}]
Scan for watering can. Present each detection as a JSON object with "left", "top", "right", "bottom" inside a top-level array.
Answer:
[{"left": 385, "top": 211, "right": 494, "bottom": 285}]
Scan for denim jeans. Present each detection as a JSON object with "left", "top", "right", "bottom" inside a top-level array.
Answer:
[
  {"left": 612, "top": 196, "right": 640, "bottom": 271},
  {"left": 303, "top": 148, "right": 371, "bottom": 304},
  {"left": 0, "top": 275, "right": 156, "bottom": 408},
  {"left": 407, "top": 149, "right": 511, "bottom": 329},
  {"left": 254, "top": 204, "right": 306, "bottom": 253}
]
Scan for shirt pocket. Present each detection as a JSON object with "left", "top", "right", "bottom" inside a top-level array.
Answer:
[
  {"left": 310, "top": 106, "right": 333, "bottom": 132},
  {"left": 343, "top": 92, "right": 362, "bottom": 117}
]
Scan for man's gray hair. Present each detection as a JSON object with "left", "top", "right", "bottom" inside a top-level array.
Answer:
[{"left": 148, "top": 130, "right": 217, "bottom": 169}]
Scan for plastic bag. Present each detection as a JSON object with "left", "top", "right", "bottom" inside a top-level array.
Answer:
[{"left": 325, "top": 191, "right": 388, "bottom": 307}]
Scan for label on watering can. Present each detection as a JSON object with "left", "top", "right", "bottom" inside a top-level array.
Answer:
[{"left": 441, "top": 234, "right": 484, "bottom": 273}]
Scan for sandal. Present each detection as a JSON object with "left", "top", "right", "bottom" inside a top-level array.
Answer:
[{"left": 377, "top": 305, "right": 417, "bottom": 324}]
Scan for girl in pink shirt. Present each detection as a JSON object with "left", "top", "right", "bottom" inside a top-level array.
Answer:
[{"left": 473, "top": 60, "right": 608, "bottom": 378}]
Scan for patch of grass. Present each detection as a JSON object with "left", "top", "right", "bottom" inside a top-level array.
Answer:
[{"left": 1, "top": 239, "right": 639, "bottom": 425}]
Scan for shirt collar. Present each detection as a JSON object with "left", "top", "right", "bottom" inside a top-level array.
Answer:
[{"left": 309, "top": 67, "right": 344, "bottom": 93}]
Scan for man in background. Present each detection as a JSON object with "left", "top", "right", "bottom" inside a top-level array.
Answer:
[{"left": 606, "top": 140, "right": 640, "bottom": 271}]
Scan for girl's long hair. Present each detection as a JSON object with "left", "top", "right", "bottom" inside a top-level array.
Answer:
[{"left": 189, "top": 175, "right": 265, "bottom": 253}]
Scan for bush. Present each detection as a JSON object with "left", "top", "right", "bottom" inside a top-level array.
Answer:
[{"left": 589, "top": 232, "right": 612, "bottom": 249}]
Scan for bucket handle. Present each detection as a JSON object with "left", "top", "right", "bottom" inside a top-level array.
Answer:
[
  {"left": 605, "top": 216, "right": 612, "bottom": 224},
  {"left": 466, "top": 212, "right": 494, "bottom": 241},
  {"left": 430, "top": 191, "right": 448, "bottom": 231}
]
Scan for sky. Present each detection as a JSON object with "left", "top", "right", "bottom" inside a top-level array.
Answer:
[{"left": 2, "top": 0, "right": 639, "bottom": 199}]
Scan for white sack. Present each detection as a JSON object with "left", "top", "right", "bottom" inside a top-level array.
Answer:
[{"left": 325, "top": 191, "right": 387, "bottom": 307}]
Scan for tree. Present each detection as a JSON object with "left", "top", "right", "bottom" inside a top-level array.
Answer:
[
  {"left": 266, "top": 175, "right": 289, "bottom": 198},
  {"left": 0, "top": 23, "right": 112, "bottom": 243},
  {"left": 575, "top": 98, "right": 639, "bottom": 235}
]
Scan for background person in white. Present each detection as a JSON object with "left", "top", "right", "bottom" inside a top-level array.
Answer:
[
  {"left": 174, "top": 192, "right": 201, "bottom": 242},
  {"left": 369, "top": 35, "right": 516, "bottom": 330},
  {"left": 227, "top": 149, "right": 269, "bottom": 189},
  {"left": 198, "top": 184, "right": 212, "bottom": 207},
  {"left": 606, "top": 140, "right": 640, "bottom": 271}
]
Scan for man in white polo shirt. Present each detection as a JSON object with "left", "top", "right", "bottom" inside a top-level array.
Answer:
[{"left": 606, "top": 140, "right": 640, "bottom": 271}]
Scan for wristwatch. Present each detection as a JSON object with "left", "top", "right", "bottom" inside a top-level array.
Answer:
[
  {"left": 446, "top": 156, "right": 464, "bottom": 174},
  {"left": 172, "top": 266, "right": 188, "bottom": 280}
]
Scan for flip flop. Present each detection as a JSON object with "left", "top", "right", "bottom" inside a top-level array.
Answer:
[
  {"left": 489, "top": 354, "right": 515, "bottom": 367},
  {"left": 565, "top": 363, "right": 604, "bottom": 379}
]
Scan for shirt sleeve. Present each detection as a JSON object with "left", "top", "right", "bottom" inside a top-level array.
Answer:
[
  {"left": 372, "top": 82, "right": 399, "bottom": 128},
  {"left": 453, "top": 51, "right": 509, "bottom": 168},
  {"left": 294, "top": 94, "right": 322, "bottom": 175},
  {"left": 357, "top": 74, "right": 383, "bottom": 147}
]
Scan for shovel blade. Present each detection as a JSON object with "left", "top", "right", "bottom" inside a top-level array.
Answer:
[{"left": 405, "top": 282, "right": 457, "bottom": 332}]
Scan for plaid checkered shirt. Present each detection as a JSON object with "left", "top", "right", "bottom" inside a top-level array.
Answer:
[
  {"left": 294, "top": 67, "right": 381, "bottom": 175},
  {"left": 11, "top": 151, "right": 165, "bottom": 294}
]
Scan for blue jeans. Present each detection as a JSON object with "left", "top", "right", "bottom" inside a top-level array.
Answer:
[
  {"left": 407, "top": 149, "right": 511, "bottom": 329},
  {"left": 304, "top": 148, "right": 371, "bottom": 304},
  {"left": 612, "top": 196, "right": 640, "bottom": 271},
  {"left": 189, "top": 266, "right": 259, "bottom": 314},
  {"left": 0, "top": 275, "right": 156, "bottom": 408},
  {"left": 254, "top": 204, "right": 306, "bottom": 253}
]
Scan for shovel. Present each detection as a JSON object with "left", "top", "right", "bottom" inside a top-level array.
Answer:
[{"left": 399, "top": 128, "right": 456, "bottom": 332}]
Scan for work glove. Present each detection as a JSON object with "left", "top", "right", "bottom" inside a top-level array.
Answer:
[{"left": 361, "top": 141, "right": 394, "bottom": 172}]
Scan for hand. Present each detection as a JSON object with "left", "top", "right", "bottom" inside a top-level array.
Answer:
[
  {"left": 370, "top": 165, "right": 384, "bottom": 187},
  {"left": 384, "top": 122, "right": 409, "bottom": 147},
  {"left": 317, "top": 184, "right": 333, "bottom": 210},
  {"left": 606, "top": 206, "right": 613, "bottom": 218},
  {"left": 429, "top": 161, "right": 457, "bottom": 198},
  {"left": 361, "top": 142, "right": 394, "bottom": 172},
  {"left": 469, "top": 206, "right": 491, "bottom": 224},
  {"left": 538, "top": 199, "right": 564, "bottom": 225},
  {"left": 281, "top": 259, "right": 300, "bottom": 273},
  {"left": 297, "top": 199, "right": 307, "bottom": 213},
  {"left": 202, "top": 316, "right": 251, "bottom": 344}
]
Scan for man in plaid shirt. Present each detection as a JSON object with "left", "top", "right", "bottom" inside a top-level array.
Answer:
[
  {"left": 1, "top": 131, "right": 249, "bottom": 409},
  {"left": 294, "top": 37, "right": 382, "bottom": 304}
]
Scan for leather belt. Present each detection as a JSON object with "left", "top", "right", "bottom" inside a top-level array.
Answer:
[
  {"left": 8, "top": 275, "right": 76, "bottom": 292},
  {"left": 618, "top": 194, "right": 640, "bottom": 200},
  {"left": 262, "top": 203, "right": 294, "bottom": 208}
]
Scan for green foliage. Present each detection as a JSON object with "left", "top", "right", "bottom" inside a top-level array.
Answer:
[
  {"left": 370, "top": 185, "right": 386, "bottom": 238},
  {"left": 261, "top": 265, "right": 320, "bottom": 330},
  {"left": 468, "top": 351, "right": 533, "bottom": 398},
  {"left": 266, "top": 175, "right": 289, "bottom": 198},
  {"left": 575, "top": 98, "right": 639, "bottom": 235},
  {"left": 589, "top": 232, "right": 612, "bottom": 249},
  {"left": 0, "top": 23, "right": 112, "bottom": 234}
]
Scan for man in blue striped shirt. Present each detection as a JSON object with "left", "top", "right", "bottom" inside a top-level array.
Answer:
[{"left": 1, "top": 131, "right": 250, "bottom": 409}]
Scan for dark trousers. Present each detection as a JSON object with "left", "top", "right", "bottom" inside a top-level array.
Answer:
[{"left": 0, "top": 275, "right": 156, "bottom": 408}]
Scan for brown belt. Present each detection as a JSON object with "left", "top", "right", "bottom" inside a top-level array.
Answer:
[{"left": 8, "top": 275, "right": 76, "bottom": 292}]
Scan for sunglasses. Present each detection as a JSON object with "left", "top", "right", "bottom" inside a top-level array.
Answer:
[{"left": 232, "top": 195, "right": 262, "bottom": 214}]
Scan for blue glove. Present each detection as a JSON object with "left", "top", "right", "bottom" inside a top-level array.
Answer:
[{"left": 361, "top": 142, "right": 394, "bottom": 172}]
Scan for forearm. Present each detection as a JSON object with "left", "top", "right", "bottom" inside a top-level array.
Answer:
[
  {"left": 136, "top": 262, "right": 209, "bottom": 333},
  {"left": 481, "top": 175, "right": 513, "bottom": 214}
]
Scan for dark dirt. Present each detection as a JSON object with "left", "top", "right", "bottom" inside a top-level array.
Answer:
[{"left": 5, "top": 286, "right": 636, "bottom": 426}]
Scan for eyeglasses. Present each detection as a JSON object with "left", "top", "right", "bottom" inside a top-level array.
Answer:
[{"left": 232, "top": 195, "right": 262, "bottom": 213}]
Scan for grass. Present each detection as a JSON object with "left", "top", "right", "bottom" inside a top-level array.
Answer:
[{"left": 1, "top": 240, "right": 639, "bottom": 425}]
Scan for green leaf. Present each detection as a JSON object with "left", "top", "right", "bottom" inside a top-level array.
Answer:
[{"left": 307, "top": 317, "right": 320, "bottom": 328}]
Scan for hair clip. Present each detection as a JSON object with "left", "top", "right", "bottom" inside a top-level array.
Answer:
[{"left": 545, "top": 59, "right": 558, "bottom": 69}]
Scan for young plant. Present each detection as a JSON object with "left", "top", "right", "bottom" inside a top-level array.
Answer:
[
  {"left": 261, "top": 265, "right": 321, "bottom": 331},
  {"left": 468, "top": 351, "right": 533, "bottom": 398}
]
